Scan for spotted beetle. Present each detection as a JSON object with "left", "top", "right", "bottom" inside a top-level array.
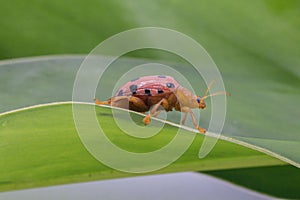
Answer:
[{"left": 94, "top": 75, "right": 229, "bottom": 133}]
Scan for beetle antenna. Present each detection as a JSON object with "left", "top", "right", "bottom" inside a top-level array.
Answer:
[
  {"left": 203, "top": 80, "right": 215, "bottom": 97},
  {"left": 201, "top": 80, "right": 230, "bottom": 100},
  {"left": 202, "top": 91, "right": 230, "bottom": 100}
]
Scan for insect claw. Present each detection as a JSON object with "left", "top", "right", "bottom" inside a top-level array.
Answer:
[
  {"left": 197, "top": 127, "right": 206, "bottom": 134},
  {"left": 143, "top": 114, "right": 151, "bottom": 125}
]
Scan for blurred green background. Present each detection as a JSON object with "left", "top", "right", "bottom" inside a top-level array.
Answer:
[
  {"left": 1, "top": 0, "right": 300, "bottom": 198},
  {"left": 1, "top": 0, "right": 299, "bottom": 65}
]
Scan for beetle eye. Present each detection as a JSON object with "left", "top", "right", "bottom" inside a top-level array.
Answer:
[{"left": 197, "top": 98, "right": 201, "bottom": 103}]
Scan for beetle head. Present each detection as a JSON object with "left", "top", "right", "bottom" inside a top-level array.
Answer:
[{"left": 196, "top": 97, "right": 206, "bottom": 109}]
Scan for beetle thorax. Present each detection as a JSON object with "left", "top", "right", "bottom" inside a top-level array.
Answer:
[{"left": 174, "top": 86, "right": 198, "bottom": 108}]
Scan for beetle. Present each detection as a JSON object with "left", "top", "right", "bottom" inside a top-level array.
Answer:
[{"left": 94, "top": 75, "right": 229, "bottom": 133}]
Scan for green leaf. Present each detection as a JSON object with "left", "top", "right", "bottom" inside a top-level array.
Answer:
[
  {"left": 1, "top": 55, "right": 299, "bottom": 167},
  {"left": 0, "top": 103, "right": 285, "bottom": 191},
  {"left": 0, "top": 55, "right": 299, "bottom": 198}
]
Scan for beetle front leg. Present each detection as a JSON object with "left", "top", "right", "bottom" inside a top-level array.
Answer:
[
  {"left": 143, "top": 98, "right": 168, "bottom": 125},
  {"left": 181, "top": 107, "right": 206, "bottom": 134}
]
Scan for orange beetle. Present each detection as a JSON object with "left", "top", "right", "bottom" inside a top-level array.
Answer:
[{"left": 95, "top": 75, "right": 229, "bottom": 133}]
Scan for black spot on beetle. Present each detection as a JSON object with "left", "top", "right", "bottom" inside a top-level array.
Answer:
[
  {"left": 144, "top": 89, "right": 151, "bottom": 96},
  {"left": 157, "top": 75, "right": 166, "bottom": 78},
  {"left": 157, "top": 89, "right": 164, "bottom": 94},
  {"left": 166, "top": 83, "right": 175, "bottom": 88},
  {"left": 131, "top": 77, "right": 140, "bottom": 82},
  {"left": 130, "top": 84, "right": 138, "bottom": 94},
  {"left": 117, "top": 90, "right": 123, "bottom": 96},
  {"left": 144, "top": 89, "right": 150, "bottom": 94}
]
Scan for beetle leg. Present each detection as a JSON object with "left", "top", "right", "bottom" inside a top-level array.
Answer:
[
  {"left": 128, "top": 96, "right": 149, "bottom": 111},
  {"left": 94, "top": 98, "right": 111, "bottom": 105},
  {"left": 181, "top": 107, "right": 206, "bottom": 134},
  {"left": 95, "top": 96, "right": 131, "bottom": 106},
  {"left": 167, "top": 93, "right": 178, "bottom": 111},
  {"left": 152, "top": 110, "right": 162, "bottom": 118},
  {"left": 181, "top": 112, "right": 188, "bottom": 125},
  {"left": 95, "top": 96, "right": 148, "bottom": 110},
  {"left": 94, "top": 96, "right": 129, "bottom": 107},
  {"left": 143, "top": 98, "right": 168, "bottom": 125}
]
